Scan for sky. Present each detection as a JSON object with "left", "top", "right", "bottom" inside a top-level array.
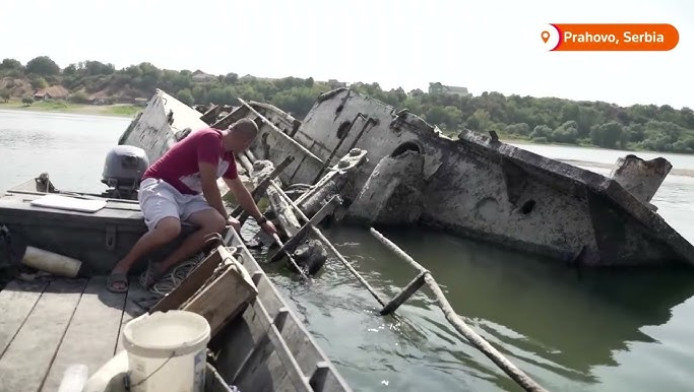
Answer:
[{"left": 1, "top": 0, "right": 692, "bottom": 109}]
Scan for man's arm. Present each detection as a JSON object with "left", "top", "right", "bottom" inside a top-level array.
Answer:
[
  {"left": 224, "top": 176, "right": 278, "bottom": 235},
  {"left": 224, "top": 176, "right": 264, "bottom": 222},
  {"left": 199, "top": 162, "right": 229, "bottom": 220}
]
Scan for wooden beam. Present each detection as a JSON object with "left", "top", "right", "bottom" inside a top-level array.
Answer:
[
  {"left": 149, "top": 249, "right": 222, "bottom": 313},
  {"left": 269, "top": 196, "right": 341, "bottom": 262},
  {"left": 379, "top": 270, "right": 428, "bottom": 316},
  {"left": 369, "top": 228, "right": 548, "bottom": 392},
  {"left": 181, "top": 247, "right": 258, "bottom": 337},
  {"left": 0, "top": 280, "right": 48, "bottom": 357},
  {"left": 0, "top": 278, "right": 87, "bottom": 392},
  {"left": 41, "top": 277, "right": 126, "bottom": 392},
  {"left": 238, "top": 98, "right": 323, "bottom": 166},
  {"left": 231, "top": 155, "right": 294, "bottom": 220}
]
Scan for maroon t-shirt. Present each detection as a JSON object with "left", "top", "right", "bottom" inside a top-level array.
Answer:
[{"left": 142, "top": 127, "right": 238, "bottom": 195}]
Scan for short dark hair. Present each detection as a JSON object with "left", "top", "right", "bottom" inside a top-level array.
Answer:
[{"left": 230, "top": 118, "right": 259, "bottom": 139}]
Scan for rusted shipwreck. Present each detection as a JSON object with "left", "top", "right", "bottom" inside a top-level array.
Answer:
[{"left": 120, "top": 88, "right": 694, "bottom": 268}]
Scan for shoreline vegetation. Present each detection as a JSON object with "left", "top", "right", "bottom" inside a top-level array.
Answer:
[
  {"left": 1, "top": 56, "right": 693, "bottom": 154},
  {"left": 0, "top": 99, "right": 140, "bottom": 117}
]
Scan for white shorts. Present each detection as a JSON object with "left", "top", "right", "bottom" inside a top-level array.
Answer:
[{"left": 138, "top": 178, "right": 214, "bottom": 231}]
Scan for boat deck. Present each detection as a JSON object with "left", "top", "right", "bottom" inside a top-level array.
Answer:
[{"left": 0, "top": 276, "right": 152, "bottom": 392}]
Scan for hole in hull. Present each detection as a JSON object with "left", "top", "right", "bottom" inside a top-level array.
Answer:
[{"left": 391, "top": 142, "right": 421, "bottom": 157}]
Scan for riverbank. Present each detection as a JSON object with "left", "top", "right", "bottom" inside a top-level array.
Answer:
[{"left": 0, "top": 99, "right": 141, "bottom": 118}]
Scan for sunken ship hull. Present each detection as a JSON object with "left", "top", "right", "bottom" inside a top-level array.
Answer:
[{"left": 119, "top": 89, "right": 694, "bottom": 267}]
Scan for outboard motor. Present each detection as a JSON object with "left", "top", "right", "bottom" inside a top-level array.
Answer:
[{"left": 101, "top": 145, "right": 149, "bottom": 200}]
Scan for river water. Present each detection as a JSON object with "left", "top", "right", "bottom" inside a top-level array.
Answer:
[{"left": 2, "top": 109, "right": 694, "bottom": 392}]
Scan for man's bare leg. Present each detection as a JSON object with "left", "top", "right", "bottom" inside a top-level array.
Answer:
[
  {"left": 108, "top": 217, "right": 181, "bottom": 291},
  {"left": 156, "top": 208, "right": 226, "bottom": 273}
]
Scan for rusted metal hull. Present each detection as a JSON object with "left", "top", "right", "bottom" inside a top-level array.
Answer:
[{"left": 119, "top": 89, "right": 694, "bottom": 267}]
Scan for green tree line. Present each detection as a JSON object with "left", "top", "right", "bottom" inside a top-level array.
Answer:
[{"left": 2, "top": 56, "right": 693, "bottom": 153}]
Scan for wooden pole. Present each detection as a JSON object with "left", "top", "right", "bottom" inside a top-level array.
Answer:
[
  {"left": 269, "top": 196, "right": 341, "bottom": 262},
  {"left": 379, "top": 270, "right": 428, "bottom": 316},
  {"left": 271, "top": 233, "right": 311, "bottom": 283},
  {"left": 231, "top": 155, "right": 294, "bottom": 219},
  {"left": 369, "top": 228, "right": 549, "bottom": 392},
  {"left": 242, "top": 151, "right": 388, "bottom": 307},
  {"left": 238, "top": 98, "right": 324, "bottom": 166}
]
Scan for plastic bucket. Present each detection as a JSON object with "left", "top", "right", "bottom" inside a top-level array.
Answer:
[{"left": 122, "top": 310, "right": 211, "bottom": 392}]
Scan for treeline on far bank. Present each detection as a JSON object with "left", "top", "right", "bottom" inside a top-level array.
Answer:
[{"left": 2, "top": 56, "right": 693, "bottom": 154}]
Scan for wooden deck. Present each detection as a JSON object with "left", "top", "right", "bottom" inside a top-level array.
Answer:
[{"left": 0, "top": 276, "right": 153, "bottom": 392}]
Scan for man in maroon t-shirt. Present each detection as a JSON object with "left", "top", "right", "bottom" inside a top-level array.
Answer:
[{"left": 107, "top": 119, "right": 277, "bottom": 293}]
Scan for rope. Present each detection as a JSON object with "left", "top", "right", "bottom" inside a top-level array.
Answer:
[
  {"left": 125, "top": 352, "right": 175, "bottom": 390},
  {"left": 140, "top": 253, "right": 206, "bottom": 296}
]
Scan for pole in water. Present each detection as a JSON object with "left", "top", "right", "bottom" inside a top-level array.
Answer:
[{"left": 272, "top": 233, "right": 311, "bottom": 283}]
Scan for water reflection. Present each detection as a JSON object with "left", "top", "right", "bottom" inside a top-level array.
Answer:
[
  {"left": 260, "top": 224, "right": 694, "bottom": 391},
  {"left": 0, "top": 110, "right": 129, "bottom": 193}
]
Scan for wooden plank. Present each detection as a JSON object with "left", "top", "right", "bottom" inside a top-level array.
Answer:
[
  {"left": 40, "top": 277, "right": 127, "bottom": 392},
  {"left": 251, "top": 299, "right": 313, "bottom": 391},
  {"left": 269, "top": 196, "right": 340, "bottom": 262},
  {"left": 150, "top": 249, "right": 222, "bottom": 313},
  {"left": 115, "top": 282, "right": 151, "bottom": 354},
  {"left": 0, "top": 278, "right": 87, "bottom": 392},
  {"left": 254, "top": 274, "right": 283, "bottom": 320},
  {"left": 277, "top": 316, "right": 323, "bottom": 377},
  {"left": 181, "top": 248, "right": 257, "bottom": 338},
  {"left": 233, "top": 302, "right": 295, "bottom": 392},
  {"left": 0, "top": 280, "right": 48, "bottom": 357}
]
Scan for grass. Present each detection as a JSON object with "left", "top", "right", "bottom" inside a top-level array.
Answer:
[{"left": 0, "top": 98, "right": 141, "bottom": 118}]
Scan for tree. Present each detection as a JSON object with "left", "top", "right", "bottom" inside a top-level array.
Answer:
[
  {"left": 551, "top": 121, "right": 579, "bottom": 144},
  {"left": 504, "top": 123, "right": 530, "bottom": 136},
  {"left": 223, "top": 73, "right": 238, "bottom": 84},
  {"left": 22, "top": 97, "right": 34, "bottom": 105},
  {"left": 26, "top": 56, "right": 60, "bottom": 76},
  {"left": 530, "top": 125, "right": 552, "bottom": 142},
  {"left": 83, "top": 60, "right": 115, "bottom": 76},
  {"left": 0, "top": 89, "right": 10, "bottom": 102},
  {"left": 590, "top": 121, "right": 623, "bottom": 149},
  {"left": 176, "top": 88, "right": 194, "bottom": 106},
  {"left": 63, "top": 64, "right": 77, "bottom": 75},
  {"left": 0, "top": 58, "right": 24, "bottom": 72},
  {"left": 465, "top": 109, "right": 492, "bottom": 131},
  {"left": 30, "top": 76, "right": 47, "bottom": 89},
  {"left": 69, "top": 91, "right": 89, "bottom": 104}
]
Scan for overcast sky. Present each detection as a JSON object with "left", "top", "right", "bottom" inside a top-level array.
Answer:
[{"left": 1, "top": 0, "right": 691, "bottom": 109}]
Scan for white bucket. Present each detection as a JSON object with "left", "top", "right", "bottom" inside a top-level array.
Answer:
[{"left": 122, "top": 310, "right": 211, "bottom": 392}]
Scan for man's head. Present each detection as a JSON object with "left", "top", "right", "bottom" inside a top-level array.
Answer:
[{"left": 222, "top": 118, "right": 259, "bottom": 153}]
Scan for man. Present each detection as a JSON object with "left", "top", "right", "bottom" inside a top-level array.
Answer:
[{"left": 107, "top": 118, "right": 277, "bottom": 293}]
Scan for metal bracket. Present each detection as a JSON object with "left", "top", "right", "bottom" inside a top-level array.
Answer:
[{"left": 105, "top": 225, "right": 117, "bottom": 251}]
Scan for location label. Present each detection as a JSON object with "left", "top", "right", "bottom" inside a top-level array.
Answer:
[{"left": 541, "top": 31, "right": 550, "bottom": 43}]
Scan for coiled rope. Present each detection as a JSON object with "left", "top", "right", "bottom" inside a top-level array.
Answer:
[{"left": 140, "top": 252, "right": 206, "bottom": 296}]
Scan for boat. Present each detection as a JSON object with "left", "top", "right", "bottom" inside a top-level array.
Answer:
[
  {"left": 119, "top": 88, "right": 694, "bottom": 268},
  {"left": 0, "top": 163, "right": 351, "bottom": 390}
]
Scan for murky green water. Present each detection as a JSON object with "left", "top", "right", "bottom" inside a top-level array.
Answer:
[{"left": 2, "top": 110, "right": 694, "bottom": 391}]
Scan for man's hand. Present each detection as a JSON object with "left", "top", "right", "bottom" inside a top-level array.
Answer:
[
  {"left": 260, "top": 220, "right": 278, "bottom": 236},
  {"left": 227, "top": 216, "right": 241, "bottom": 232}
]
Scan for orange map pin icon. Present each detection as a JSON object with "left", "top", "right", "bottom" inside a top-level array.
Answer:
[{"left": 541, "top": 30, "right": 550, "bottom": 43}]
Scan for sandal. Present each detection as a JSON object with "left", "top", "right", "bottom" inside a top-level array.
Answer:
[
  {"left": 141, "top": 261, "right": 166, "bottom": 288},
  {"left": 107, "top": 272, "right": 129, "bottom": 293}
]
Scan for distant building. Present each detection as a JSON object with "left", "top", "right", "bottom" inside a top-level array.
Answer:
[
  {"left": 192, "top": 70, "right": 217, "bottom": 82},
  {"left": 327, "top": 79, "right": 347, "bottom": 88},
  {"left": 87, "top": 90, "right": 111, "bottom": 105},
  {"left": 442, "top": 85, "right": 470, "bottom": 97},
  {"left": 33, "top": 85, "right": 69, "bottom": 100}
]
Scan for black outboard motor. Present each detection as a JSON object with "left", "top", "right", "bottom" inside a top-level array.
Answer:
[{"left": 101, "top": 145, "right": 149, "bottom": 200}]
